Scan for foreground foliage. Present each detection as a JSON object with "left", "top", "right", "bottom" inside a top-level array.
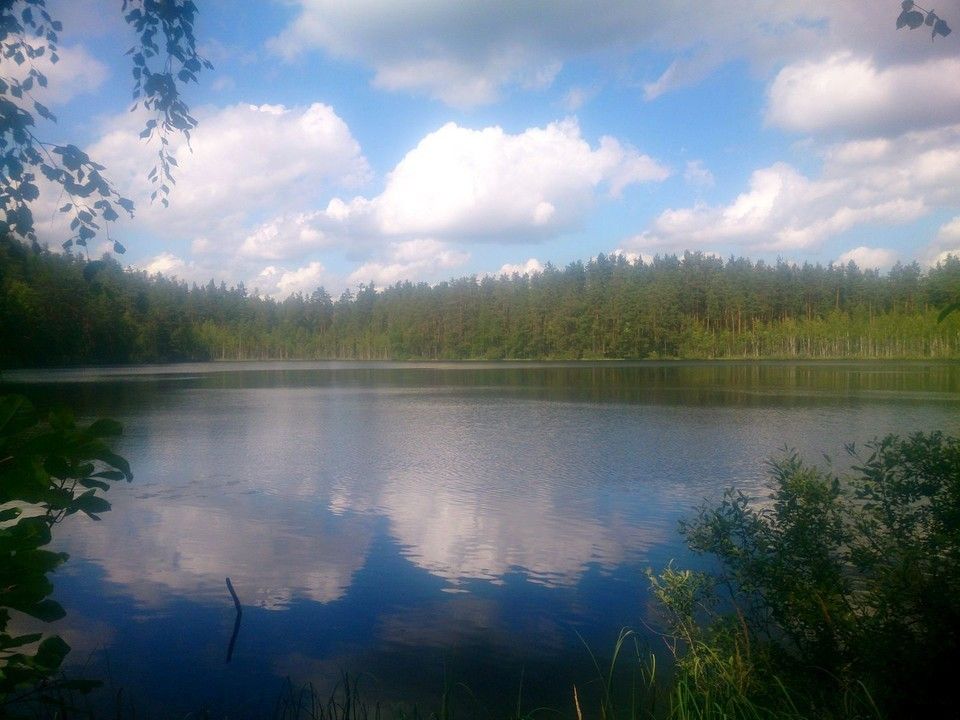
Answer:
[
  {"left": 651, "top": 432, "right": 960, "bottom": 719},
  {"left": 0, "top": 394, "right": 131, "bottom": 713}
]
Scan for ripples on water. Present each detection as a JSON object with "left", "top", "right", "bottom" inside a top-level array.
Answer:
[{"left": 3, "top": 361, "right": 959, "bottom": 716}]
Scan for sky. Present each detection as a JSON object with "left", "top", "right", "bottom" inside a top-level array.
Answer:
[{"left": 22, "top": 0, "right": 960, "bottom": 298}]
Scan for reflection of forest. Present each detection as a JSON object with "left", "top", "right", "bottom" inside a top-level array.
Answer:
[
  {"left": 14, "top": 361, "right": 960, "bottom": 417},
  {"left": 3, "top": 236, "right": 960, "bottom": 365}
]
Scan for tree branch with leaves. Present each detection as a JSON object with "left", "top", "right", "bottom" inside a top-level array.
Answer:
[
  {"left": 0, "top": 0, "right": 210, "bottom": 255},
  {"left": 896, "top": 1, "right": 952, "bottom": 38}
]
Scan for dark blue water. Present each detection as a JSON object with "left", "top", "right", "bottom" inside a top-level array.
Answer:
[{"left": 4, "top": 361, "right": 959, "bottom": 717}]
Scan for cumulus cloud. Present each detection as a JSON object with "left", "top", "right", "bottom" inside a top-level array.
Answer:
[
  {"left": 134, "top": 252, "right": 231, "bottom": 286},
  {"left": 836, "top": 246, "right": 897, "bottom": 270},
  {"left": 609, "top": 249, "right": 651, "bottom": 265},
  {"left": 318, "top": 119, "right": 668, "bottom": 246},
  {"left": 497, "top": 258, "right": 544, "bottom": 277},
  {"left": 239, "top": 213, "right": 331, "bottom": 261},
  {"left": 7, "top": 43, "right": 108, "bottom": 107},
  {"left": 767, "top": 53, "right": 960, "bottom": 136},
  {"left": 269, "top": 2, "right": 945, "bottom": 106},
  {"left": 346, "top": 239, "right": 470, "bottom": 287},
  {"left": 622, "top": 124, "right": 960, "bottom": 256},
  {"left": 83, "top": 103, "right": 370, "bottom": 248},
  {"left": 269, "top": 0, "right": 628, "bottom": 105},
  {"left": 922, "top": 216, "right": 960, "bottom": 266},
  {"left": 255, "top": 261, "right": 331, "bottom": 297}
]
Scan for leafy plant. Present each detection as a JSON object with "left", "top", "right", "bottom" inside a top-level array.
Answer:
[
  {"left": 0, "top": 394, "right": 131, "bottom": 710},
  {"left": 896, "top": 1, "right": 951, "bottom": 38},
  {"left": 652, "top": 433, "right": 960, "bottom": 718},
  {"left": 1, "top": 0, "right": 211, "bottom": 251}
]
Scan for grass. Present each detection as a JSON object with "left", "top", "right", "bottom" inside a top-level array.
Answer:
[{"left": 3, "top": 632, "right": 884, "bottom": 720}]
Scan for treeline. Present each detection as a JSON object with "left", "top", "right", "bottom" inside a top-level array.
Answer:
[{"left": 2, "top": 236, "right": 960, "bottom": 367}]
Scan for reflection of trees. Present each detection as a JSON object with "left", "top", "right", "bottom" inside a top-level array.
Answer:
[{"left": 0, "top": 394, "right": 130, "bottom": 710}]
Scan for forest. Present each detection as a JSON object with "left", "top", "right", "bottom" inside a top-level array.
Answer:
[{"left": 2, "top": 235, "right": 960, "bottom": 367}]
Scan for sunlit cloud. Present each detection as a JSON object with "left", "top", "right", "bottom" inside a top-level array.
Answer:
[
  {"left": 496, "top": 258, "right": 544, "bottom": 276},
  {"left": 836, "top": 246, "right": 897, "bottom": 270},
  {"left": 622, "top": 124, "right": 960, "bottom": 256},
  {"left": 82, "top": 102, "right": 370, "bottom": 247},
  {"left": 346, "top": 239, "right": 470, "bottom": 287},
  {"left": 767, "top": 53, "right": 960, "bottom": 136},
  {"left": 318, "top": 119, "right": 668, "bottom": 245}
]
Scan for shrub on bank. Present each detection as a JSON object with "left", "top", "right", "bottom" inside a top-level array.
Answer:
[{"left": 651, "top": 432, "right": 960, "bottom": 719}]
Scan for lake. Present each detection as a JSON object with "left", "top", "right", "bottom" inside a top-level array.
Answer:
[{"left": 4, "top": 361, "right": 959, "bottom": 717}]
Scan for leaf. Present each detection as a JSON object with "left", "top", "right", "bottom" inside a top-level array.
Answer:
[
  {"left": 33, "top": 635, "right": 70, "bottom": 670},
  {"left": 0, "top": 507, "right": 22, "bottom": 522},
  {"left": 113, "top": 240, "right": 126, "bottom": 254},
  {"left": 934, "top": 18, "right": 951, "bottom": 37},
  {"left": 0, "top": 633, "right": 42, "bottom": 650},
  {"left": 904, "top": 9, "right": 924, "bottom": 28},
  {"left": 73, "top": 491, "right": 111, "bottom": 519},
  {"left": 78, "top": 478, "right": 110, "bottom": 491},
  {"left": 22, "top": 599, "right": 66, "bottom": 623},
  {"left": 91, "top": 448, "right": 132, "bottom": 480}
]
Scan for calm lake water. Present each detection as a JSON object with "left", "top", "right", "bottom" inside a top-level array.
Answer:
[{"left": 4, "top": 361, "right": 960, "bottom": 717}]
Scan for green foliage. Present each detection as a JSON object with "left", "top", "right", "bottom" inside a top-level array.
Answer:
[
  {"left": 653, "top": 432, "right": 960, "bottom": 718},
  {"left": 0, "top": 0, "right": 210, "bottom": 249},
  {"left": 0, "top": 393, "right": 131, "bottom": 710},
  {"left": 896, "top": 1, "right": 951, "bottom": 38},
  {"left": 4, "top": 240, "right": 960, "bottom": 366}
]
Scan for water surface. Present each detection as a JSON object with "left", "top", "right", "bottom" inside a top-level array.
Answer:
[{"left": 4, "top": 361, "right": 958, "bottom": 716}]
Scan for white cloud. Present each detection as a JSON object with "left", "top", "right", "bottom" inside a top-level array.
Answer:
[
  {"left": 609, "top": 249, "right": 651, "bottom": 265},
  {"left": 922, "top": 216, "right": 960, "bottom": 266},
  {"left": 141, "top": 252, "right": 188, "bottom": 276},
  {"left": 346, "top": 239, "right": 470, "bottom": 287},
  {"left": 623, "top": 124, "right": 960, "bottom": 256},
  {"left": 836, "top": 246, "right": 897, "bottom": 270},
  {"left": 266, "top": 261, "right": 330, "bottom": 297},
  {"left": 938, "top": 216, "right": 960, "bottom": 243},
  {"left": 84, "top": 102, "right": 370, "bottom": 248},
  {"left": 767, "top": 53, "right": 960, "bottom": 136},
  {"left": 7, "top": 43, "right": 107, "bottom": 108},
  {"left": 497, "top": 258, "right": 544, "bottom": 277},
  {"left": 320, "top": 119, "right": 668, "bottom": 245},
  {"left": 269, "top": 2, "right": 945, "bottom": 106},
  {"left": 239, "top": 212, "right": 331, "bottom": 260}
]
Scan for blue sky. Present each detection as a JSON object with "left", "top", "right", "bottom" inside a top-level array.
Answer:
[{"left": 25, "top": 1, "right": 960, "bottom": 297}]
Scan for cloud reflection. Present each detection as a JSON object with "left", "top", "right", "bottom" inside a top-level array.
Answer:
[{"left": 55, "top": 385, "right": 685, "bottom": 614}]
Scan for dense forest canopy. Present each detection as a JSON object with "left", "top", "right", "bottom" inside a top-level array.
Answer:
[{"left": 2, "top": 236, "right": 959, "bottom": 367}]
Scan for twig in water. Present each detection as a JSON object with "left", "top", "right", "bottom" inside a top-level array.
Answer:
[{"left": 225, "top": 576, "right": 243, "bottom": 663}]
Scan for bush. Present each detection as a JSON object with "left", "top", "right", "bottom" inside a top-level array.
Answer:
[
  {"left": 652, "top": 432, "right": 960, "bottom": 718},
  {"left": 0, "top": 394, "right": 131, "bottom": 713}
]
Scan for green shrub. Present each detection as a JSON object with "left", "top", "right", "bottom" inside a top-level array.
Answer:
[
  {"left": 652, "top": 432, "right": 960, "bottom": 718},
  {"left": 0, "top": 394, "right": 131, "bottom": 713}
]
